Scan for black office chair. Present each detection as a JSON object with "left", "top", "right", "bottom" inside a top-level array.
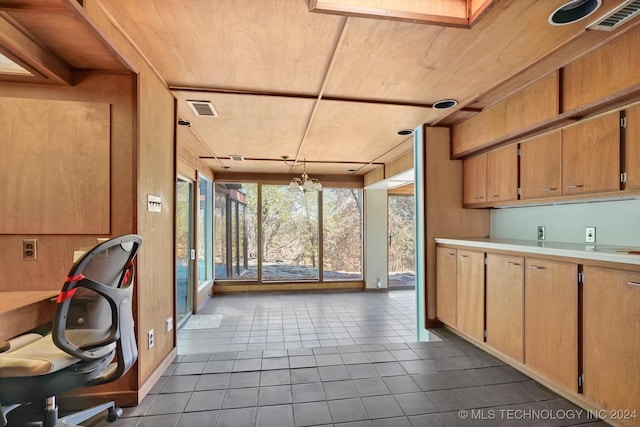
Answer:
[{"left": 0, "top": 234, "right": 143, "bottom": 427}]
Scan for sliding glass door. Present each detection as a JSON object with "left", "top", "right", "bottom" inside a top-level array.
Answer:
[{"left": 176, "top": 177, "right": 194, "bottom": 324}]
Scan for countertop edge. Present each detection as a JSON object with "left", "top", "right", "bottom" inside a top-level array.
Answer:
[{"left": 434, "top": 238, "right": 640, "bottom": 266}]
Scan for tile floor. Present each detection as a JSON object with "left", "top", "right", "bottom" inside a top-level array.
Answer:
[
  {"left": 177, "top": 290, "right": 418, "bottom": 355},
  {"left": 85, "top": 290, "right": 608, "bottom": 427}
]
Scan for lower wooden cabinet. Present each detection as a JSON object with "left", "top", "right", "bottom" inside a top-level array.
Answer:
[
  {"left": 456, "top": 249, "right": 485, "bottom": 342},
  {"left": 583, "top": 266, "right": 640, "bottom": 425},
  {"left": 436, "top": 247, "right": 457, "bottom": 327},
  {"left": 524, "top": 258, "right": 578, "bottom": 392},
  {"left": 437, "top": 243, "right": 640, "bottom": 426},
  {"left": 486, "top": 253, "right": 524, "bottom": 362}
]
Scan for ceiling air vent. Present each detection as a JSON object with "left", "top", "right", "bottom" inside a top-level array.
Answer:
[
  {"left": 588, "top": 0, "right": 640, "bottom": 30},
  {"left": 186, "top": 100, "right": 218, "bottom": 117}
]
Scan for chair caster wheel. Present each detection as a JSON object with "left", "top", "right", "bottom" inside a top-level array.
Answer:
[{"left": 107, "top": 407, "right": 123, "bottom": 422}]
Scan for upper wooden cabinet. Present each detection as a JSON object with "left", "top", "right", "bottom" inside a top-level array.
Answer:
[
  {"left": 561, "top": 111, "right": 620, "bottom": 196},
  {"left": 486, "top": 144, "right": 518, "bottom": 203},
  {"left": 451, "top": 71, "right": 560, "bottom": 158},
  {"left": 520, "top": 131, "right": 561, "bottom": 200},
  {"left": 486, "top": 253, "right": 524, "bottom": 362},
  {"left": 524, "top": 258, "right": 578, "bottom": 393},
  {"left": 452, "top": 72, "right": 559, "bottom": 157},
  {"left": 436, "top": 247, "right": 457, "bottom": 327},
  {"left": 563, "top": 27, "right": 640, "bottom": 113},
  {"left": 583, "top": 266, "right": 640, "bottom": 424},
  {"left": 463, "top": 153, "right": 487, "bottom": 205},
  {"left": 626, "top": 103, "right": 640, "bottom": 190}
]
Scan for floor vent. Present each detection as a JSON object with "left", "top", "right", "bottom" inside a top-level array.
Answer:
[
  {"left": 186, "top": 100, "right": 218, "bottom": 117},
  {"left": 588, "top": 0, "right": 640, "bottom": 30}
]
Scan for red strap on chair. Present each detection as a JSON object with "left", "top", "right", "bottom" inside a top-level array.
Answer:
[
  {"left": 56, "top": 288, "right": 78, "bottom": 303},
  {"left": 65, "top": 274, "right": 85, "bottom": 283}
]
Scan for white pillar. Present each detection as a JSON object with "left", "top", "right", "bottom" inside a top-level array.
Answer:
[{"left": 364, "top": 189, "right": 388, "bottom": 290}]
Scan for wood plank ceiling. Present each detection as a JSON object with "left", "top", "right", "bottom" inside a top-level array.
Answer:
[{"left": 1, "top": 0, "right": 638, "bottom": 178}]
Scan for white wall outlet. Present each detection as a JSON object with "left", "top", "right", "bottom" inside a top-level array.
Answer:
[
  {"left": 585, "top": 227, "right": 596, "bottom": 243},
  {"left": 147, "top": 329, "right": 154, "bottom": 349},
  {"left": 165, "top": 317, "right": 173, "bottom": 333},
  {"left": 537, "top": 226, "right": 546, "bottom": 241},
  {"left": 147, "top": 194, "right": 162, "bottom": 212}
]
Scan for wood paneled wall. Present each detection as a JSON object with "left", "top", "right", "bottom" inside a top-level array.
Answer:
[
  {"left": 84, "top": 0, "right": 177, "bottom": 393},
  {"left": 0, "top": 97, "right": 111, "bottom": 234},
  {"left": 0, "top": 73, "right": 135, "bottom": 292},
  {"left": 421, "top": 126, "right": 489, "bottom": 324}
]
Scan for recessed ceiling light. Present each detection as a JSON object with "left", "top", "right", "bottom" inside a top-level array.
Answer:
[
  {"left": 229, "top": 155, "right": 244, "bottom": 161},
  {"left": 347, "top": 168, "right": 357, "bottom": 173},
  {"left": 548, "top": 0, "right": 602, "bottom": 25},
  {"left": 432, "top": 99, "right": 458, "bottom": 110},
  {"left": 397, "top": 129, "right": 414, "bottom": 136}
]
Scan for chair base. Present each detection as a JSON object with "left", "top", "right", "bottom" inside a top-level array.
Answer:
[{"left": 2, "top": 396, "right": 122, "bottom": 427}]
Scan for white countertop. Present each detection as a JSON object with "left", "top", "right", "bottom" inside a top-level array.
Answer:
[{"left": 434, "top": 237, "right": 640, "bottom": 266}]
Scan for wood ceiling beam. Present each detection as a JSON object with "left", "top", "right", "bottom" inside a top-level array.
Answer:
[
  {"left": 0, "top": 11, "right": 72, "bottom": 84},
  {"left": 291, "top": 14, "right": 349, "bottom": 171},
  {"left": 169, "top": 85, "right": 482, "bottom": 113}
]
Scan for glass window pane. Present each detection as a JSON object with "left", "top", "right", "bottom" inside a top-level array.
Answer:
[
  {"left": 388, "top": 194, "right": 416, "bottom": 288},
  {"left": 262, "top": 185, "right": 319, "bottom": 281},
  {"left": 323, "top": 188, "right": 363, "bottom": 281},
  {"left": 214, "top": 183, "right": 258, "bottom": 280},
  {"left": 214, "top": 187, "right": 228, "bottom": 279},
  {"left": 198, "top": 176, "right": 213, "bottom": 284}
]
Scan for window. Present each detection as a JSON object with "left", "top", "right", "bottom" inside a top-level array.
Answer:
[
  {"left": 323, "top": 188, "right": 363, "bottom": 280},
  {"left": 214, "top": 186, "right": 228, "bottom": 279},
  {"left": 214, "top": 183, "right": 258, "bottom": 279},
  {"left": 262, "top": 185, "right": 319, "bottom": 281},
  {"left": 197, "top": 176, "right": 213, "bottom": 284},
  {"left": 388, "top": 194, "right": 416, "bottom": 288},
  {"left": 214, "top": 182, "right": 362, "bottom": 284}
]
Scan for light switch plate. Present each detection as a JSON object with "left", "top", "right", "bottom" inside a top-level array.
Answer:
[{"left": 147, "top": 194, "right": 162, "bottom": 212}]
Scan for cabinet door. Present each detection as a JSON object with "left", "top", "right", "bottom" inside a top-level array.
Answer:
[
  {"left": 463, "top": 154, "right": 487, "bottom": 205},
  {"left": 520, "top": 131, "right": 562, "bottom": 199},
  {"left": 486, "top": 253, "right": 524, "bottom": 362},
  {"left": 562, "top": 111, "right": 620, "bottom": 195},
  {"left": 456, "top": 250, "right": 485, "bottom": 342},
  {"left": 626, "top": 104, "right": 640, "bottom": 190},
  {"left": 486, "top": 145, "right": 518, "bottom": 202},
  {"left": 436, "top": 247, "right": 457, "bottom": 327},
  {"left": 524, "top": 258, "right": 578, "bottom": 392},
  {"left": 583, "top": 266, "right": 640, "bottom": 416}
]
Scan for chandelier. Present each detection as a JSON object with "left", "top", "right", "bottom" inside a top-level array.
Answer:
[{"left": 287, "top": 159, "right": 322, "bottom": 192}]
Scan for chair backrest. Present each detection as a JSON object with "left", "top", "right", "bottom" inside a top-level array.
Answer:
[{"left": 52, "top": 234, "right": 142, "bottom": 385}]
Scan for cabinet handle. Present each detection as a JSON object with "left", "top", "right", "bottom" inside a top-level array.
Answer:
[
  {"left": 459, "top": 255, "right": 469, "bottom": 258},
  {"left": 628, "top": 281, "right": 640, "bottom": 287},
  {"left": 489, "top": 195, "right": 499, "bottom": 198},
  {"left": 527, "top": 265, "right": 545, "bottom": 270},
  {"left": 564, "top": 184, "right": 584, "bottom": 189},
  {"left": 446, "top": 252, "right": 455, "bottom": 256},
  {"left": 541, "top": 188, "right": 557, "bottom": 192},
  {"left": 506, "top": 261, "right": 521, "bottom": 266},
  {"left": 474, "top": 196, "right": 484, "bottom": 200}
]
